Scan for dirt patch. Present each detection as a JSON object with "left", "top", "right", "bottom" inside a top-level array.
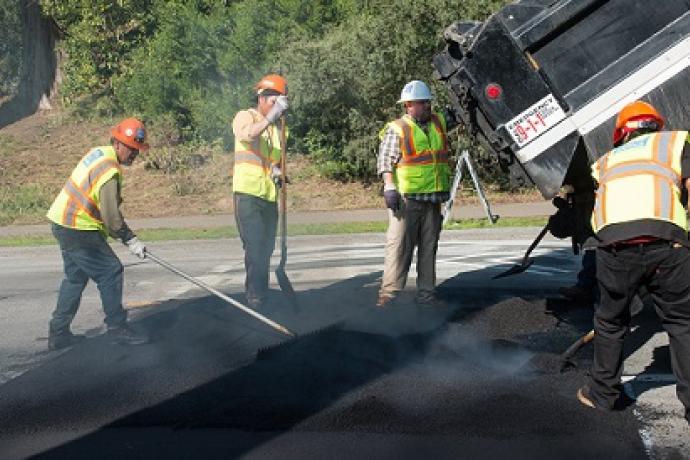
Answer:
[{"left": 0, "top": 112, "right": 543, "bottom": 225}]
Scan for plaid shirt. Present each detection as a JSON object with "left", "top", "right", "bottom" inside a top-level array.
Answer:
[{"left": 377, "top": 115, "right": 450, "bottom": 203}]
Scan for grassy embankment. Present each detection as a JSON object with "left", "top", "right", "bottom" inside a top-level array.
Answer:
[{"left": 0, "top": 111, "right": 546, "bottom": 246}]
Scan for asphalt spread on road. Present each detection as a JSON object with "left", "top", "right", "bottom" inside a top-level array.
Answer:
[{"left": 0, "top": 271, "right": 649, "bottom": 459}]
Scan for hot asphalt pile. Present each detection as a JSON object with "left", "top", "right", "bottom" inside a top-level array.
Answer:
[{"left": 0, "top": 274, "right": 647, "bottom": 459}]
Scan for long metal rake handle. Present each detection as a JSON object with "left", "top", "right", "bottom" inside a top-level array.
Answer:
[{"left": 146, "top": 251, "right": 295, "bottom": 337}]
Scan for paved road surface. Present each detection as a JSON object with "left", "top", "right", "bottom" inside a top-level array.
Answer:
[{"left": 0, "top": 229, "right": 687, "bottom": 458}]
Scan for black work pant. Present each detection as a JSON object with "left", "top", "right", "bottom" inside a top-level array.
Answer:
[
  {"left": 589, "top": 241, "right": 690, "bottom": 422},
  {"left": 233, "top": 193, "right": 278, "bottom": 305}
]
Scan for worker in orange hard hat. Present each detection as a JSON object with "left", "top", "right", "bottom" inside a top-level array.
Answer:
[
  {"left": 45, "top": 117, "right": 151, "bottom": 350},
  {"left": 231, "top": 74, "right": 289, "bottom": 310},
  {"left": 576, "top": 100, "right": 690, "bottom": 426}
]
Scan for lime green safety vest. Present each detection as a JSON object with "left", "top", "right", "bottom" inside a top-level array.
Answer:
[
  {"left": 591, "top": 131, "right": 689, "bottom": 233},
  {"left": 383, "top": 113, "right": 450, "bottom": 194},
  {"left": 232, "top": 109, "right": 287, "bottom": 203},
  {"left": 47, "top": 146, "right": 122, "bottom": 235}
]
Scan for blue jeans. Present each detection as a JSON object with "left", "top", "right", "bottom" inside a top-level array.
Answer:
[{"left": 50, "top": 224, "right": 127, "bottom": 333}]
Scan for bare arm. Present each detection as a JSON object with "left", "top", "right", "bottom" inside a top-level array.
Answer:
[{"left": 232, "top": 110, "right": 271, "bottom": 142}]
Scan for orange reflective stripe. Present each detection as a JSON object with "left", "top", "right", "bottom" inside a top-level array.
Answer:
[
  {"left": 235, "top": 151, "right": 270, "bottom": 169},
  {"left": 652, "top": 131, "right": 676, "bottom": 167},
  {"left": 600, "top": 183, "right": 607, "bottom": 226},
  {"left": 83, "top": 159, "right": 120, "bottom": 196},
  {"left": 65, "top": 178, "right": 102, "bottom": 222},
  {"left": 394, "top": 119, "right": 415, "bottom": 156},
  {"left": 430, "top": 114, "right": 449, "bottom": 152},
  {"left": 600, "top": 162, "right": 680, "bottom": 185},
  {"left": 398, "top": 149, "right": 450, "bottom": 166},
  {"left": 235, "top": 135, "right": 273, "bottom": 170}
]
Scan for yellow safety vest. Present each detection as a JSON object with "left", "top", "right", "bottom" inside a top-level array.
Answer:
[
  {"left": 591, "top": 131, "right": 688, "bottom": 233},
  {"left": 383, "top": 113, "right": 450, "bottom": 194},
  {"left": 232, "top": 109, "right": 286, "bottom": 203},
  {"left": 47, "top": 146, "right": 122, "bottom": 234}
]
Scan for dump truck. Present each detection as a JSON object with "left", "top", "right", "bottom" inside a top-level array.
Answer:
[{"left": 433, "top": 0, "right": 690, "bottom": 204}]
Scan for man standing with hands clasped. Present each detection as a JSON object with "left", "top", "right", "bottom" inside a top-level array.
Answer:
[
  {"left": 376, "top": 80, "right": 455, "bottom": 308},
  {"left": 231, "top": 74, "right": 289, "bottom": 311}
]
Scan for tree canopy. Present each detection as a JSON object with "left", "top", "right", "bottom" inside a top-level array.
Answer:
[{"left": 2, "top": 0, "right": 508, "bottom": 180}]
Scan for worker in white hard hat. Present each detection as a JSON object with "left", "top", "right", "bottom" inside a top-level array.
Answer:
[{"left": 376, "top": 80, "right": 457, "bottom": 307}]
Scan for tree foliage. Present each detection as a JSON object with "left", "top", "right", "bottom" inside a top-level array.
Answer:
[
  {"left": 0, "top": 0, "right": 22, "bottom": 97},
  {"left": 38, "top": 0, "right": 510, "bottom": 181}
]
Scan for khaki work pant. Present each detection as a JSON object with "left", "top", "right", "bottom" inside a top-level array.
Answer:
[{"left": 379, "top": 199, "right": 442, "bottom": 299}]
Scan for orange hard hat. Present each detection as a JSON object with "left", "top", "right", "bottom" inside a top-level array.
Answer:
[
  {"left": 110, "top": 117, "right": 149, "bottom": 151},
  {"left": 255, "top": 74, "right": 287, "bottom": 95},
  {"left": 613, "top": 100, "right": 664, "bottom": 145}
]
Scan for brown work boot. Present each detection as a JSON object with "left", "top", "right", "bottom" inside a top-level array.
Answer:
[
  {"left": 376, "top": 295, "right": 395, "bottom": 308},
  {"left": 559, "top": 285, "right": 594, "bottom": 303}
]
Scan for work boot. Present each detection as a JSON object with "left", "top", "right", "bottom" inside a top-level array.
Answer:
[
  {"left": 576, "top": 386, "right": 598, "bottom": 409},
  {"left": 559, "top": 284, "right": 595, "bottom": 303},
  {"left": 48, "top": 330, "right": 86, "bottom": 351},
  {"left": 107, "top": 324, "right": 149, "bottom": 346},
  {"left": 376, "top": 295, "right": 395, "bottom": 308},
  {"left": 415, "top": 292, "right": 444, "bottom": 307}
]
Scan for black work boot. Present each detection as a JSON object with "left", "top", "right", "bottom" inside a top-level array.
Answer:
[
  {"left": 107, "top": 324, "right": 149, "bottom": 346},
  {"left": 48, "top": 330, "right": 86, "bottom": 351}
]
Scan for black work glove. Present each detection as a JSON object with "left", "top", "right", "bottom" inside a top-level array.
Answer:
[{"left": 384, "top": 189, "right": 401, "bottom": 212}]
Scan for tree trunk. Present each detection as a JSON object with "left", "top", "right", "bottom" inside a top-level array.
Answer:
[{"left": 0, "top": 0, "right": 59, "bottom": 129}]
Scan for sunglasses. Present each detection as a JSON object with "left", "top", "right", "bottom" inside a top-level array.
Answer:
[{"left": 134, "top": 127, "right": 146, "bottom": 144}]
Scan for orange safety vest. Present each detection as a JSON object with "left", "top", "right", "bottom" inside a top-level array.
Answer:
[
  {"left": 384, "top": 113, "right": 451, "bottom": 194},
  {"left": 232, "top": 109, "right": 286, "bottom": 202},
  {"left": 591, "top": 131, "right": 688, "bottom": 233},
  {"left": 47, "top": 146, "right": 122, "bottom": 235}
]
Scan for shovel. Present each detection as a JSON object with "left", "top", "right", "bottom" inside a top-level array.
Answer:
[
  {"left": 559, "top": 329, "right": 594, "bottom": 372},
  {"left": 275, "top": 116, "right": 299, "bottom": 309},
  {"left": 493, "top": 222, "right": 550, "bottom": 279},
  {"left": 146, "top": 251, "right": 294, "bottom": 337}
]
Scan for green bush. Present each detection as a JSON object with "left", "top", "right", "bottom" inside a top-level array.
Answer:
[
  {"left": 41, "top": 0, "right": 513, "bottom": 185},
  {"left": 279, "top": 0, "right": 506, "bottom": 181},
  {"left": 0, "top": 184, "right": 53, "bottom": 225}
]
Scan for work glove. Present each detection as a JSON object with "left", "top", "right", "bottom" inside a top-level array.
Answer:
[
  {"left": 271, "top": 165, "right": 291, "bottom": 187},
  {"left": 265, "top": 95, "right": 288, "bottom": 124},
  {"left": 383, "top": 185, "right": 401, "bottom": 212},
  {"left": 125, "top": 237, "right": 147, "bottom": 259}
]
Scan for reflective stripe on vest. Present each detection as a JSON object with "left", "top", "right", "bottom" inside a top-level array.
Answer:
[
  {"left": 47, "top": 146, "right": 121, "bottom": 233},
  {"left": 386, "top": 113, "right": 451, "bottom": 194},
  {"left": 592, "top": 131, "right": 688, "bottom": 232},
  {"left": 232, "top": 109, "right": 284, "bottom": 202}
]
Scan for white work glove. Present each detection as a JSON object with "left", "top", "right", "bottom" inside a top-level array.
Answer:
[
  {"left": 271, "top": 165, "right": 283, "bottom": 186},
  {"left": 270, "top": 164, "right": 290, "bottom": 187},
  {"left": 265, "top": 95, "right": 288, "bottom": 124},
  {"left": 125, "top": 237, "right": 147, "bottom": 259}
]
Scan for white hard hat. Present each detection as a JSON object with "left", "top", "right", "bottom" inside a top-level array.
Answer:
[{"left": 398, "top": 80, "right": 433, "bottom": 103}]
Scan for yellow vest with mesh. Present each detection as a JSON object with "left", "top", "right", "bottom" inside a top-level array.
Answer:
[
  {"left": 47, "top": 146, "right": 122, "bottom": 235},
  {"left": 383, "top": 113, "right": 451, "bottom": 194},
  {"left": 591, "top": 131, "right": 688, "bottom": 233},
  {"left": 232, "top": 109, "right": 287, "bottom": 202}
]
